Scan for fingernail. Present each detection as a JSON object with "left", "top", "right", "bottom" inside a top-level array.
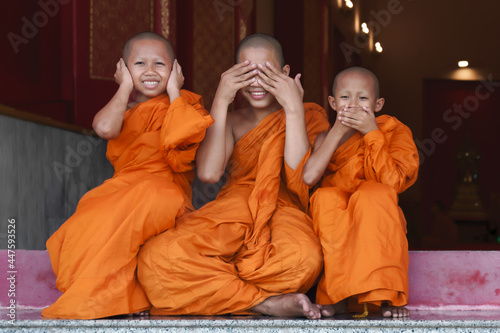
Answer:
[{"left": 258, "top": 64, "right": 263, "bottom": 68}]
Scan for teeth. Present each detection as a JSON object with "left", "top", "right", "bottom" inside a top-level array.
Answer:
[
  {"left": 250, "top": 92, "right": 266, "bottom": 96},
  {"left": 143, "top": 81, "right": 158, "bottom": 85}
]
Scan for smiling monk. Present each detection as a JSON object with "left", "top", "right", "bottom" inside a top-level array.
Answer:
[
  {"left": 303, "top": 67, "right": 419, "bottom": 318},
  {"left": 42, "top": 32, "right": 213, "bottom": 319},
  {"left": 137, "top": 33, "right": 330, "bottom": 318}
]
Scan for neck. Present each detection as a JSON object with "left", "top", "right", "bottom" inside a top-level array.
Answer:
[{"left": 248, "top": 101, "right": 282, "bottom": 121}]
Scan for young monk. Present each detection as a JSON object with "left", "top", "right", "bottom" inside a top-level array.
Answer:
[
  {"left": 137, "top": 33, "right": 330, "bottom": 319},
  {"left": 42, "top": 32, "right": 213, "bottom": 319},
  {"left": 303, "top": 67, "right": 419, "bottom": 318}
]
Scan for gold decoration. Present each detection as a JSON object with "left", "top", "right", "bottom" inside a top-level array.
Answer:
[{"left": 449, "top": 132, "right": 487, "bottom": 220}]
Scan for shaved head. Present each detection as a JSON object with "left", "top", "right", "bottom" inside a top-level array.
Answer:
[
  {"left": 123, "top": 31, "right": 175, "bottom": 63},
  {"left": 236, "top": 33, "right": 285, "bottom": 67},
  {"left": 333, "top": 66, "right": 380, "bottom": 98}
]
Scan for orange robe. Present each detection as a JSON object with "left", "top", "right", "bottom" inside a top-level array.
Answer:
[
  {"left": 42, "top": 91, "right": 213, "bottom": 319},
  {"left": 311, "top": 115, "right": 419, "bottom": 308},
  {"left": 137, "top": 103, "right": 330, "bottom": 315}
]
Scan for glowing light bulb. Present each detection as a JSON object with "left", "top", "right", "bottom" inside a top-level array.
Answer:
[
  {"left": 375, "top": 42, "right": 383, "bottom": 53},
  {"left": 361, "top": 22, "right": 369, "bottom": 34},
  {"left": 345, "top": 0, "right": 354, "bottom": 8},
  {"left": 458, "top": 60, "right": 469, "bottom": 68}
]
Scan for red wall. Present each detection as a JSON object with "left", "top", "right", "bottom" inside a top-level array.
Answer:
[
  {"left": 421, "top": 79, "right": 500, "bottom": 232},
  {"left": 1, "top": 1, "right": 70, "bottom": 122}
]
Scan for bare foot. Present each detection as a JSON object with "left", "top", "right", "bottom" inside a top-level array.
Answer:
[
  {"left": 250, "top": 293, "right": 321, "bottom": 319},
  {"left": 381, "top": 302, "right": 409, "bottom": 318},
  {"left": 317, "top": 299, "right": 348, "bottom": 317}
]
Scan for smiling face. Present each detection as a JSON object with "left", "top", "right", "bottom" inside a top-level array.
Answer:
[
  {"left": 329, "top": 70, "right": 384, "bottom": 113},
  {"left": 237, "top": 46, "right": 289, "bottom": 112},
  {"left": 125, "top": 39, "right": 173, "bottom": 103}
]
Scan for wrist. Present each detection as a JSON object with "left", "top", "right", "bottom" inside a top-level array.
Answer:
[
  {"left": 284, "top": 105, "right": 305, "bottom": 118},
  {"left": 212, "top": 94, "right": 232, "bottom": 109},
  {"left": 167, "top": 88, "right": 181, "bottom": 99},
  {"left": 119, "top": 82, "right": 134, "bottom": 94}
]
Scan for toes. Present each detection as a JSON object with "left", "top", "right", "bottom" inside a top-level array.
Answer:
[
  {"left": 317, "top": 304, "right": 335, "bottom": 317},
  {"left": 305, "top": 304, "right": 321, "bottom": 319},
  {"left": 381, "top": 306, "right": 409, "bottom": 318}
]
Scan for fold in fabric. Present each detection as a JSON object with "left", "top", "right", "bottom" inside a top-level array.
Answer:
[
  {"left": 42, "top": 91, "right": 213, "bottom": 319},
  {"left": 311, "top": 115, "right": 419, "bottom": 307},
  {"left": 137, "top": 103, "right": 330, "bottom": 315}
]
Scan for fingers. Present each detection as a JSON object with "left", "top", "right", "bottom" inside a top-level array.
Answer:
[
  {"left": 294, "top": 73, "right": 304, "bottom": 97},
  {"left": 362, "top": 106, "right": 375, "bottom": 117},
  {"left": 256, "top": 76, "right": 273, "bottom": 92},
  {"left": 256, "top": 62, "right": 281, "bottom": 84},
  {"left": 173, "top": 59, "right": 184, "bottom": 79},
  {"left": 114, "top": 58, "right": 132, "bottom": 85},
  {"left": 222, "top": 62, "right": 258, "bottom": 86},
  {"left": 256, "top": 62, "right": 292, "bottom": 92},
  {"left": 228, "top": 60, "right": 258, "bottom": 77},
  {"left": 240, "top": 69, "right": 259, "bottom": 82},
  {"left": 115, "top": 58, "right": 125, "bottom": 73}
]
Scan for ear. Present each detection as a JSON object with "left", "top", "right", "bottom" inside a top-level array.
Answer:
[
  {"left": 374, "top": 97, "right": 385, "bottom": 112},
  {"left": 328, "top": 95, "right": 337, "bottom": 111},
  {"left": 282, "top": 64, "right": 290, "bottom": 76}
]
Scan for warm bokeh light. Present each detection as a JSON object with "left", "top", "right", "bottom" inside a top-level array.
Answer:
[
  {"left": 450, "top": 68, "right": 480, "bottom": 80},
  {"left": 345, "top": 0, "right": 354, "bottom": 8},
  {"left": 375, "top": 42, "right": 383, "bottom": 53},
  {"left": 458, "top": 60, "right": 469, "bottom": 68},
  {"left": 361, "top": 22, "right": 369, "bottom": 34}
]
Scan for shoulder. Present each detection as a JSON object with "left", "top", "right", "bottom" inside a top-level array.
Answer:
[
  {"left": 303, "top": 102, "right": 329, "bottom": 125},
  {"left": 303, "top": 102, "right": 328, "bottom": 119},
  {"left": 180, "top": 89, "right": 204, "bottom": 106},
  {"left": 376, "top": 114, "right": 413, "bottom": 135},
  {"left": 304, "top": 102, "right": 327, "bottom": 115}
]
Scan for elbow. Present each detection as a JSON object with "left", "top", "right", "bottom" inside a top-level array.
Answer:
[
  {"left": 302, "top": 170, "right": 320, "bottom": 187},
  {"left": 92, "top": 121, "right": 119, "bottom": 140},
  {"left": 196, "top": 168, "right": 223, "bottom": 184}
]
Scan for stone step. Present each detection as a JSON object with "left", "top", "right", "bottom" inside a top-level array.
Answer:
[{"left": 2, "top": 309, "right": 500, "bottom": 332}]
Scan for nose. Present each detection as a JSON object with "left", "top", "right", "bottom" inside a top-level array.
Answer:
[
  {"left": 144, "top": 63, "right": 156, "bottom": 74},
  {"left": 250, "top": 78, "right": 260, "bottom": 87}
]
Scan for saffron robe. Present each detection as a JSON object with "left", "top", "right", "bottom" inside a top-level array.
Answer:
[
  {"left": 42, "top": 91, "right": 213, "bottom": 319},
  {"left": 137, "top": 103, "right": 330, "bottom": 315},
  {"left": 311, "top": 115, "right": 419, "bottom": 307}
]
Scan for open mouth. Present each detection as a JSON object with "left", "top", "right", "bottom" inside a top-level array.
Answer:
[
  {"left": 249, "top": 91, "right": 268, "bottom": 99},
  {"left": 142, "top": 80, "right": 160, "bottom": 88}
]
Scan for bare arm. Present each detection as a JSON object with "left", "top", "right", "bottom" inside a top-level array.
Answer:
[
  {"left": 92, "top": 59, "right": 133, "bottom": 140},
  {"left": 196, "top": 61, "right": 258, "bottom": 183},
  {"left": 257, "top": 62, "right": 308, "bottom": 169},
  {"left": 303, "top": 107, "right": 354, "bottom": 186}
]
